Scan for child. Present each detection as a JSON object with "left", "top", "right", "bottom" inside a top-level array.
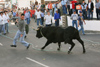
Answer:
[
  {"left": 78, "top": 11, "right": 86, "bottom": 35},
  {"left": 71, "top": 10, "right": 78, "bottom": 30}
]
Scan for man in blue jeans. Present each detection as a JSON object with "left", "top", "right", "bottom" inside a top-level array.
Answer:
[
  {"left": 25, "top": 10, "right": 30, "bottom": 25},
  {"left": 3, "top": 11, "right": 9, "bottom": 34},
  {"left": 54, "top": 10, "right": 61, "bottom": 26},
  {"left": 78, "top": 11, "right": 86, "bottom": 35},
  {"left": 35, "top": 9, "right": 42, "bottom": 26},
  {"left": 71, "top": 10, "right": 78, "bottom": 30},
  {"left": 61, "top": 0, "right": 66, "bottom": 14},
  {"left": 11, "top": 14, "right": 30, "bottom": 49}
]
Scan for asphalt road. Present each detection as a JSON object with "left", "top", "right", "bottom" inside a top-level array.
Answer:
[{"left": 0, "top": 19, "right": 100, "bottom": 67}]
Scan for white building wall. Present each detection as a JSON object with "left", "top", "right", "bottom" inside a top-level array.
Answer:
[
  {"left": 17, "top": 0, "right": 30, "bottom": 9},
  {"left": 12, "top": 0, "right": 16, "bottom": 4}
]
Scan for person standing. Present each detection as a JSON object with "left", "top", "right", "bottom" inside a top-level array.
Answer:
[
  {"left": 13, "top": 10, "right": 16, "bottom": 17},
  {"left": 41, "top": 3, "right": 45, "bottom": 12},
  {"left": 61, "top": 0, "right": 66, "bottom": 14},
  {"left": 45, "top": 3, "right": 48, "bottom": 10},
  {"left": 78, "top": 11, "right": 86, "bottom": 35},
  {"left": 95, "top": 0, "right": 100, "bottom": 20},
  {"left": 0, "top": 12, "right": 4, "bottom": 35},
  {"left": 71, "top": 0, "right": 77, "bottom": 12},
  {"left": 81, "top": 0, "right": 87, "bottom": 19},
  {"left": 87, "top": 0, "right": 94, "bottom": 20},
  {"left": 41, "top": 10, "right": 44, "bottom": 26},
  {"left": 25, "top": 10, "right": 30, "bottom": 25},
  {"left": 54, "top": 9, "right": 61, "bottom": 26},
  {"left": 11, "top": 13, "right": 30, "bottom": 49},
  {"left": 71, "top": 10, "right": 78, "bottom": 30},
  {"left": 65, "top": 0, "right": 70, "bottom": 15},
  {"left": 48, "top": 2, "right": 53, "bottom": 16},
  {"left": 52, "top": 2, "right": 56, "bottom": 16},
  {"left": 75, "top": 1, "right": 81, "bottom": 14},
  {"left": 57, "top": 1, "right": 61, "bottom": 16},
  {"left": 13, "top": 10, "right": 16, "bottom": 22},
  {"left": 69, "top": 2, "right": 72, "bottom": 16},
  {"left": 3, "top": 11, "right": 9, "bottom": 34},
  {"left": 44, "top": 12, "right": 52, "bottom": 27},
  {"left": 38, "top": 3, "right": 41, "bottom": 9},
  {"left": 35, "top": 9, "right": 42, "bottom": 26}
]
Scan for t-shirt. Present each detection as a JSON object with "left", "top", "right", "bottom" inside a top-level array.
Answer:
[
  {"left": 35, "top": 11, "right": 41, "bottom": 19},
  {"left": 41, "top": 12, "right": 44, "bottom": 17},
  {"left": 3, "top": 14, "right": 9, "bottom": 24},
  {"left": 71, "top": 14, "right": 78, "bottom": 20},
  {"left": 71, "top": 1, "right": 77, "bottom": 9},
  {"left": 78, "top": 16, "right": 84, "bottom": 25},
  {"left": 44, "top": 15, "right": 52, "bottom": 25},
  {"left": 18, "top": 19, "right": 26, "bottom": 34},
  {"left": 41, "top": 4, "right": 45, "bottom": 9},
  {"left": 0, "top": 15, "right": 4, "bottom": 25}
]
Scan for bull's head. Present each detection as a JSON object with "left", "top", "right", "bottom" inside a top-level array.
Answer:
[{"left": 36, "top": 27, "right": 43, "bottom": 38}]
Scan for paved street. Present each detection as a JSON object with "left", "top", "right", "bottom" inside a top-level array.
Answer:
[{"left": 0, "top": 18, "right": 100, "bottom": 67}]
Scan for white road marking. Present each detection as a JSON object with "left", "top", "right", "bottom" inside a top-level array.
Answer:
[
  {"left": 26, "top": 57, "right": 49, "bottom": 67},
  {"left": 0, "top": 43, "right": 3, "bottom": 46}
]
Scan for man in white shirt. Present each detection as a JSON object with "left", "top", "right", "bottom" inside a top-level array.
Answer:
[
  {"left": 3, "top": 11, "right": 9, "bottom": 34},
  {"left": 0, "top": 12, "right": 5, "bottom": 35},
  {"left": 71, "top": 10, "right": 78, "bottom": 30},
  {"left": 38, "top": 3, "right": 41, "bottom": 9},
  {"left": 35, "top": 9, "right": 42, "bottom": 26},
  {"left": 44, "top": 12, "right": 52, "bottom": 27}
]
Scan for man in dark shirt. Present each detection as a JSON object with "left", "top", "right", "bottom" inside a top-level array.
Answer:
[{"left": 41, "top": 3, "right": 45, "bottom": 12}]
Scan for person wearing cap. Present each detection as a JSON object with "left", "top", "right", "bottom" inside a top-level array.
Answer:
[
  {"left": 71, "top": 10, "right": 78, "bottom": 30},
  {"left": 54, "top": 9, "right": 61, "bottom": 26},
  {"left": 3, "top": 11, "right": 9, "bottom": 34},
  {"left": 78, "top": 11, "right": 86, "bottom": 35},
  {"left": 0, "top": 12, "right": 5, "bottom": 35}
]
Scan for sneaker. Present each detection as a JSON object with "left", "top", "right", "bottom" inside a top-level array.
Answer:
[
  {"left": 25, "top": 36, "right": 27, "bottom": 38},
  {"left": 83, "top": 34, "right": 86, "bottom": 35},
  {"left": 7, "top": 32, "right": 9, "bottom": 34},
  {"left": 10, "top": 45, "right": 17, "bottom": 47},
  {"left": 27, "top": 44, "right": 30, "bottom": 49},
  {"left": 4, "top": 33, "right": 6, "bottom": 35}
]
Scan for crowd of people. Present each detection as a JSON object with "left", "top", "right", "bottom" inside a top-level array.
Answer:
[{"left": 0, "top": 0, "right": 100, "bottom": 48}]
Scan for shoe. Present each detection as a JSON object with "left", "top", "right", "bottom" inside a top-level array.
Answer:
[
  {"left": 7, "top": 32, "right": 9, "bottom": 34},
  {"left": 10, "top": 45, "right": 17, "bottom": 47},
  {"left": 4, "top": 33, "right": 6, "bottom": 35},
  {"left": 25, "top": 36, "right": 27, "bottom": 38},
  {"left": 27, "top": 44, "right": 30, "bottom": 49},
  {"left": 83, "top": 34, "right": 86, "bottom": 35}
]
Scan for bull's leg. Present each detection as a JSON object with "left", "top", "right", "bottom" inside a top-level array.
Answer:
[
  {"left": 68, "top": 41, "right": 75, "bottom": 54},
  {"left": 41, "top": 40, "right": 51, "bottom": 50},
  {"left": 77, "top": 38, "right": 86, "bottom": 53},
  {"left": 57, "top": 42, "right": 61, "bottom": 51}
]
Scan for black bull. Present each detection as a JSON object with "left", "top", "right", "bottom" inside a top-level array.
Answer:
[{"left": 36, "top": 26, "right": 86, "bottom": 54}]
